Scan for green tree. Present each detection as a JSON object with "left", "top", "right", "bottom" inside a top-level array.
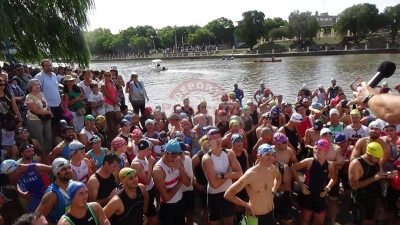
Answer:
[
  {"left": 204, "top": 17, "right": 235, "bottom": 44},
  {"left": 158, "top": 26, "right": 176, "bottom": 48},
  {"left": 234, "top": 10, "right": 266, "bottom": 50},
  {"left": 288, "top": 10, "right": 319, "bottom": 45},
  {"left": 129, "top": 36, "right": 152, "bottom": 52},
  {"left": 383, "top": 5, "right": 400, "bottom": 42},
  {"left": 187, "top": 29, "right": 215, "bottom": 46},
  {"left": 0, "top": 0, "right": 94, "bottom": 66},
  {"left": 264, "top": 17, "right": 286, "bottom": 38},
  {"left": 335, "top": 3, "right": 380, "bottom": 43},
  {"left": 84, "top": 28, "right": 114, "bottom": 55},
  {"left": 269, "top": 28, "right": 286, "bottom": 39}
]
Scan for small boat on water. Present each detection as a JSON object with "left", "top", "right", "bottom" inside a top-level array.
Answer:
[
  {"left": 149, "top": 59, "right": 168, "bottom": 72},
  {"left": 254, "top": 59, "right": 282, "bottom": 63},
  {"left": 221, "top": 56, "right": 235, "bottom": 61}
]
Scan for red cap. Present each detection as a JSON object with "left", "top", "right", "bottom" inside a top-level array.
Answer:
[
  {"left": 131, "top": 128, "right": 142, "bottom": 137},
  {"left": 145, "top": 107, "right": 153, "bottom": 113},
  {"left": 111, "top": 137, "right": 127, "bottom": 149},
  {"left": 391, "top": 175, "right": 400, "bottom": 190}
]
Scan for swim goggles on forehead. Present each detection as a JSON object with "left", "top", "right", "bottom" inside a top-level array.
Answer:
[
  {"left": 0, "top": 187, "right": 11, "bottom": 201},
  {"left": 120, "top": 169, "right": 136, "bottom": 180}
]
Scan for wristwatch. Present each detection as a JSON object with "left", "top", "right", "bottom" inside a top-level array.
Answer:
[{"left": 220, "top": 172, "right": 225, "bottom": 179}]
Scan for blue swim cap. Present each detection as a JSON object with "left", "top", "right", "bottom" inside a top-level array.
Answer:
[
  {"left": 257, "top": 144, "right": 275, "bottom": 155},
  {"left": 166, "top": 140, "right": 181, "bottom": 153},
  {"left": 231, "top": 133, "right": 243, "bottom": 144},
  {"left": 67, "top": 181, "right": 86, "bottom": 200}
]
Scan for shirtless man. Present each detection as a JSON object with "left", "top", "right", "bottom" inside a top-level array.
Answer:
[
  {"left": 273, "top": 133, "right": 298, "bottom": 166},
  {"left": 252, "top": 128, "right": 274, "bottom": 161},
  {"left": 193, "top": 114, "right": 209, "bottom": 139},
  {"left": 224, "top": 144, "right": 281, "bottom": 225},
  {"left": 221, "top": 120, "right": 248, "bottom": 149},
  {"left": 319, "top": 128, "right": 344, "bottom": 225},
  {"left": 304, "top": 119, "right": 323, "bottom": 156},
  {"left": 256, "top": 113, "right": 278, "bottom": 139},
  {"left": 350, "top": 121, "right": 390, "bottom": 168}
]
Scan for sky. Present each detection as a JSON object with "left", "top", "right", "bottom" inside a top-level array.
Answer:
[{"left": 87, "top": 0, "right": 398, "bottom": 34}]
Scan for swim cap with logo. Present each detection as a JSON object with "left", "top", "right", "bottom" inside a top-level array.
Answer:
[
  {"left": 258, "top": 144, "right": 275, "bottom": 155},
  {"left": 313, "top": 119, "right": 323, "bottom": 130},
  {"left": 350, "top": 109, "right": 361, "bottom": 116},
  {"left": 366, "top": 142, "right": 383, "bottom": 158},
  {"left": 67, "top": 181, "right": 86, "bottom": 200}
]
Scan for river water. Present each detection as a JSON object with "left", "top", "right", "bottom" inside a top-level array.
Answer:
[{"left": 90, "top": 54, "right": 400, "bottom": 114}]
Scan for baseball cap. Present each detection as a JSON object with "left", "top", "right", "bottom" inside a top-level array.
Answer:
[
  {"left": 301, "top": 84, "right": 307, "bottom": 89},
  {"left": 158, "top": 131, "right": 169, "bottom": 142},
  {"left": 145, "top": 107, "right": 153, "bottom": 113},
  {"left": 119, "top": 168, "right": 136, "bottom": 181},
  {"left": 89, "top": 135, "right": 101, "bottom": 144},
  {"left": 120, "top": 119, "right": 130, "bottom": 127},
  {"left": 95, "top": 115, "right": 106, "bottom": 123},
  {"left": 207, "top": 128, "right": 221, "bottom": 140},
  {"left": 290, "top": 113, "right": 303, "bottom": 123},
  {"left": 258, "top": 144, "right": 275, "bottom": 155},
  {"left": 231, "top": 133, "right": 243, "bottom": 144},
  {"left": 0, "top": 159, "right": 19, "bottom": 174},
  {"left": 315, "top": 139, "right": 330, "bottom": 152},
  {"left": 334, "top": 133, "right": 347, "bottom": 144},
  {"left": 84, "top": 115, "right": 95, "bottom": 121},
  {"left": 137, "top": 139, "right": 151, "bottom": 150},
  {"left": 329, "top": 108, "right": 339, "bottom": 116},
  {"left": 69, "top": 141, "right": 85, "bottom": 157},
  {"left": 368, "top": 121, "right": 381, "bottom": 130},
  {"left": 166, "top": 140, "right": 181, "bottom": 153},
  {"left": 52, "top": 158, "right": 70, "bottom": 176},
  {"left": 366, "top": 142, "right": 383, "bottom": 158},
  {"left": 110, "top": 66, "right": 118, "bottom": 71},
  {"left": 111, "top": 137, "right": 127, "bottom": 149},
  {"left": 273, "top": 133, "right": 288, "bottom": 144},
  {"left": 145, "top": 119, "right": 155, "bottom": 126},
  {"left": 67, "top": 181, "right": 86, "bottom": 200},
  {"left": 320, "top": 128, "right": 333, "bottom": 136}
]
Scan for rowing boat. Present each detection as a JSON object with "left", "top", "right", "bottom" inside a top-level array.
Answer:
[{"left": 253, "top": 59, "right": 282, "bottom": 63}]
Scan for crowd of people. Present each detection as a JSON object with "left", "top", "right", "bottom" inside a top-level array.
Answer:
[{"left": 0, "top": 59, "right": 400, "bottom": 225}]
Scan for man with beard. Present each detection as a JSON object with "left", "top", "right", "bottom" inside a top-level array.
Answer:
[
  {"left": 343, "top": 109, "right": 369, "bottom": 145},
  {"left": 224, "top": 144, "right": 281, "bottom": 225},
  {"left": 325, "top": 109, "right": 344, "bottom": 142},
  {"left": 350, "top": 121, "right": 390, "bottom": 168},
  {"left": 273, "top": 133, "right": 298, "bottom": 166},
  {"left": 103, "top": 168, "right": 148, "bottom": 225},
  {"left": 35, "top": 158, "right": 72, "bottom": 224},
  {"left": 277, "top": 113, "right": 303, "bottom": 158},
  {"left": 15, "top": 127, "right": 44, "bottom": 162},
  {"left": 87, "top": 153, "right": 120, "bottom": 207},
  {"left": 17, "top": 144, "right": 51, "bottom": 212},
  {"left": 216, "top": 110, "right": 230, "bottom": 137},
  {"left": 193, "top": 114, "right": 209, "bottom": 139},
  {"left": 304, "top": 119, "right": 323, "bottom": 156},
  {"left": 181, "top": 118, "right": 200, "bottom": 155},
  {"left": 58, "top": 181, "right": 109, "bottom": 225},
  {"left": 48, "top": 126, "right": 77, "bottom": 161}
]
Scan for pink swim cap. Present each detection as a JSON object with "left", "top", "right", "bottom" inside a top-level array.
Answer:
[{"left": 315, "top": 139, "right": 330, "bottom": 152}]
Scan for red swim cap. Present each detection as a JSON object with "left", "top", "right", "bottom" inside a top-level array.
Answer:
[{"left": 391, "top": 160, "right": 400, "bottom": 190}]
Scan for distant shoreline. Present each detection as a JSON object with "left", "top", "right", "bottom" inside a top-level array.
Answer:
[{"left": 90, "top": 48, "right": 400, "bottom": 62}]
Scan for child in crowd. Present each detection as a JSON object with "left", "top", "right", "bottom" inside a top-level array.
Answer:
[
  {"left": 1, "top": 120, "right": 18, "bottom": 159},
  {"left": 88, "top": 83, "right": 105, "bottom": 116},
  {"left": 60, "top": 93, "right": 74, "bottom": 126}
]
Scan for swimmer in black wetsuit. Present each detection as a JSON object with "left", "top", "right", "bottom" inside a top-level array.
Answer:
[{"left": 291, "top": 139, "right": 338, "bottom": 225}]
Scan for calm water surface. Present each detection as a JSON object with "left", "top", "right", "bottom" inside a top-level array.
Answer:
[{"left": 90, "top": 54, "right": 400, "bottom": 114}]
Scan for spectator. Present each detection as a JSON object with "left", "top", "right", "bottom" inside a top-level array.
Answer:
[
  {"left": 12, "top": 212, "right": 48, "bottom": 225},
  {"left": 110, "top": 66, "right": 125, "bottom": 106},
  {"left": 63, "top": 75, "right": 86, "bottom": 132},
  {"left": 13, "top": 63, "right": 33, "bottom": 93},
  {"left": 0, "top": 73, "right": 22, "bottom": 127},
  {"left": 126, "top": 73, "right": 149, "bottom": 116},
  {"left": 101, "top": 71, "right": 120, "bottom": 139}
]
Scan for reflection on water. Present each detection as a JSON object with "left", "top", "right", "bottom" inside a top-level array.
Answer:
[{"left": 90, "top": 54, "right": 400, "bottom": 114}]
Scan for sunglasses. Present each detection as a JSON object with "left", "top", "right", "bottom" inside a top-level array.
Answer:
[
  {"left": 168, "top": 152, "right": 181, "bottom": 156},
  {"left": 279, "top": 141, "right": 288, "bottom": 144},
  {"left": 322, "top": 132, "right": 333, "bottom": 136},
  {"left": 104, "top": 74, "right": 111, "bottom": 77},
  {"left": 55, "top": 162, "right": 70, "bottom": 170},
  {"left": 22, "top": 144, "right": 35, "bottom": 149}
]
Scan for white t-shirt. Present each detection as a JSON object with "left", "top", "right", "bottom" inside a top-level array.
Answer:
[
  {"left": 88, "top": 92, "right": 105, "bottom": 116},
  {"left": 78, "top": 81, "right": 92, "bottom": 99},
  {"left": 56, "top": 74, "right": 64, "bottom": 83}
]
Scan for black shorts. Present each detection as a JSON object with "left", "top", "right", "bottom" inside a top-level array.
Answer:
[
  {"left": 147, "top": 187, "right": 157, "bottom": 218},
  {"left": 274, "top": 193, "right": 292, "bottom": 221},
  {"left": 326, "top": 178, "right": 340, "bottom": 199},
  {"left": 182, "top": 191, "right": 195, "bottom": 214},
  {"left": 207, "top": 192, "right": 235, "bottom": 221},
  {"left": 50, "top": 106, "right": 62, "bottom": 124},
  {"left": 237, "top": 189, "right": 248, "bottom": 201},
  {"left": 159, "top": 199, "right": 185, "bottom": 225},
  {"left": 198, "top": 189, "right": 207, "bottom": 209},
  {"left": 298, "top": 190, "right": 326, "bottom": 214},
  {"left": 351, "top": 195, "right": 378, "bottom": 224},
  {"left": 386, "top": 186, "right": 400, "bottom": 219},
  {"left": 256, "top": 211, "right": 274, "bottom": 225}
]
